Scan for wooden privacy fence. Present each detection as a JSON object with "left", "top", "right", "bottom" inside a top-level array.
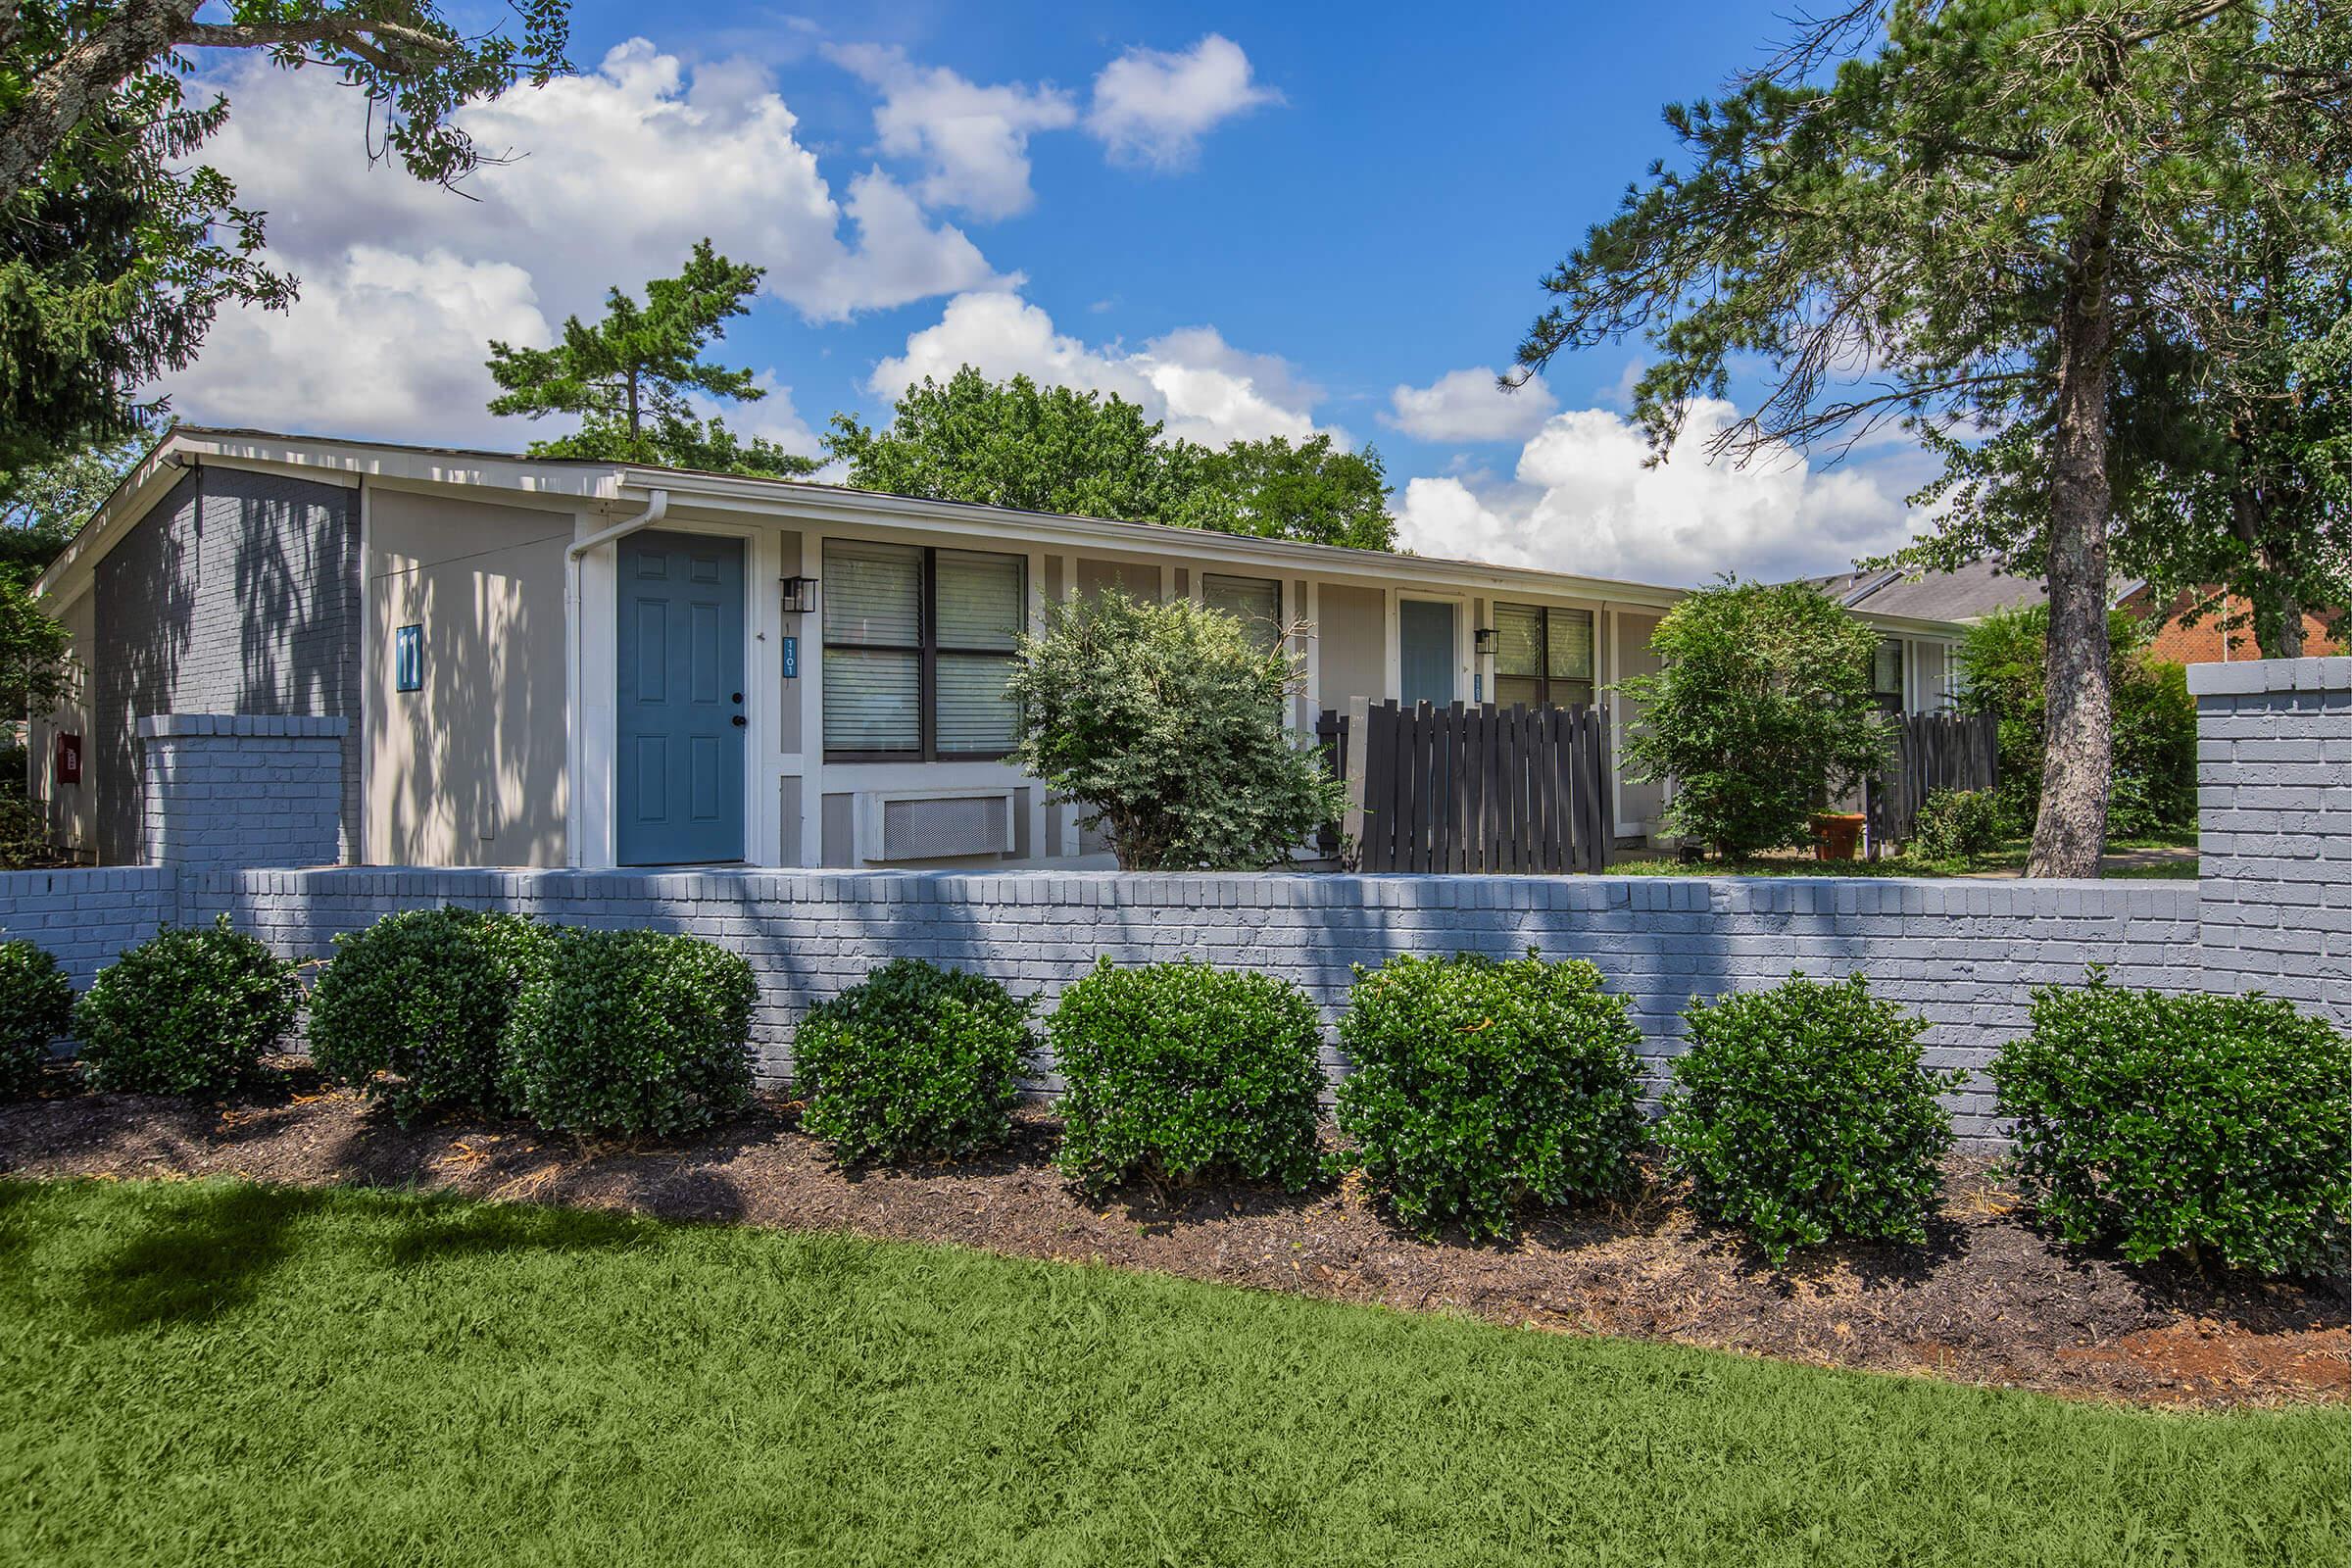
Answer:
[
  {"left": 1316, "top": 700, "right": 1611, "bottom": 874},
  {"left": 1867, "top": 710, "right": 2000, "bottom": 846}
]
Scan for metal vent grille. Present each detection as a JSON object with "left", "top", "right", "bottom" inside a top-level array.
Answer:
[{"left": 879, "top": 794, "right": 1011, "bottom": 861}]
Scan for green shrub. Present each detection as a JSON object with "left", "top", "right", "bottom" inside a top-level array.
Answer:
[
  {"left": 0, "top": 939, "right": 74, "bottom": 1098},
  {"left": 1051, "top": 958, "right": 1324, "bottom": 1192},
  {"left": 308, "top": 906, "right": 553, "bottom": 1125},
  {"left": 795, "top": 958, "right": 1035, "bottom": 1162},
  {"left": 501, "top": 927, "right": 757, "bottom": 1138},
  {"left": 1617, "top": 579, "right": 1890, "bottom": 860},
  {"left": 1957, "top": 606, "right": 2196, "bottom": 837},
  {"left": 73, "top": 916, "right": 298, "bottom": 1096},
  {"left": 1005, "top": 590, "right": 1347, "bottom": 870},
  {"left": 1336, "top": 952, "right": 1645, "bottom": 1241},
  {"left": 1990, "top": 974, "right": 2349, "bottom": 1278},
  {"left": 1657, "top": 973, "right": 1962, "bottom": 1266},
  {"left": 1910, "top": 787, "right": 2005, "bottom": 862}
]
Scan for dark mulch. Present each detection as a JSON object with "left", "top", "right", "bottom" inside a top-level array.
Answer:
[{"left": 2, "top": 1061, "right": 2342, "bottom": 1409}]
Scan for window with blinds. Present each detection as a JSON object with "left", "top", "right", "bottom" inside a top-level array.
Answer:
[
  {"left": 1873, "top": 638, "right": 1905, "bottom": 711},
  {"left": 1492, "top": 603, "right": 1594, "bottom": 708},
  {"left": 1201, "top": 573, "right": 1283, "bottom": 651},
  {"left": 821, "top": 540, "right": 1025, "bottom": 759}
]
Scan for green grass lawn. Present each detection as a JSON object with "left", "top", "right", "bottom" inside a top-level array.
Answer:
[{"left": 2, "top": 1180, "right": 2340, "bottom": 1567}]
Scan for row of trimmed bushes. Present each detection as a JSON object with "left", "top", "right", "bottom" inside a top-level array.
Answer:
[
  {"left": 2, "top": 914, "right": 2343, "bottom": 1277},
  {"left": 797, "top": 950, "right": 2347, "bottom": 1278},
  {"left": 0, "top": 912, "right": 757, "bottom": 1139}
]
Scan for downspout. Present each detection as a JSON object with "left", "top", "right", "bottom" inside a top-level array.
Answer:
[{"left": 567, "top": 489, "right": 668, "bottom": 865}]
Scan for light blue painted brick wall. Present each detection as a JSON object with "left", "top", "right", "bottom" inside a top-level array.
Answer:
[{"left": 136, "top": 715, "right": 347, "bottom": 869}]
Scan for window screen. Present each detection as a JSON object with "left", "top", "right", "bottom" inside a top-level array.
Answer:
[
  {"left": 1494, "top": 602, "right": 1544, "bottom": 708},
  {"left": 934, "top": 550, "right": 1023, "bottom": 754},
  {"left": 1874, "top": 638, "right": 1905, "bottom": 709},
  {"left": 823, "top": 542, "right": 921, "bottom": 754},
  {"left": 1492, "top": 603, "right": 1595, "bottom": 708},
  {"left": 1201, "top": 573, "right": 1283, "bottom": 650}
]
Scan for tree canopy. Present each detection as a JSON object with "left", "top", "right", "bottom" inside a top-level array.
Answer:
[
  {"left": 1514, "top": 0, "right": 2352, "bottom": 876},
  {"left": 1, "top": 1, "right": 570, "bottom": 470},
  {"left": 0, "top": 430, "right": 152, "bottom": 574},
  {"left": 823, "top": 368, "right": 1396, "bottom": 548},
  {"left": 1194, "top": 435, "right": 1395, "bottom": 551},
  {"left": 485, "top": 240, "right": 816, "bottom": 479}
]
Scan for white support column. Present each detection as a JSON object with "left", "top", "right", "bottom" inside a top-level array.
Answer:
[
  {"left": 1604, "top": 605, "right": 1626, "bottom": 841},
  {"left": 1025, "top": 546, "right": 1049, "bottom": 860},
  {"left": 744, "top": 525, "right": 782, "bottom": 867},
  {"left": 355, "top": 477, "right": 373, "bottom": 865},
  {"left": 1058, "top": 553, "right": 1082, "bottom": 858},
  {"left": 1301, "top": 578, "right": 1322, "bottom": 731},
  {"left": 1382, "top": 587, "right": 1400, "bottom": 701},
  {"left": 567, "top": 509, "right": 620, "bottom": 869},
  {"left": 797, "top": 529, "right": 826, "bottom": 869}
]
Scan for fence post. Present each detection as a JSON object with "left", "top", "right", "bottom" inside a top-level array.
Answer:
[{"left": 1342, "top": 695, "right": 1370, "bottom": 859}]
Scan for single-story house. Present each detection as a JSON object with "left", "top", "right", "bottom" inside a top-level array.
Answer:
[{"left": 28, "top": 427, "right": 1971, "bottom": 870}]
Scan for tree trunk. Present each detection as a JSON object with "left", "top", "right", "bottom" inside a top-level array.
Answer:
[
  {"left": 0, "top": 0, "right": 204, "bottom": 196},
  {"left": 2028, "top": 190, "right": 2120, "bottom": 880}
]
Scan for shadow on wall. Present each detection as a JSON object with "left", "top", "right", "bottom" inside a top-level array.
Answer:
[
  {"left": 374, "top": 517, "right": 568, "bottom": 868},
  {"left": 90, "top": 467, "right": 360, "bottom": 866},
  {"left": 94, "top": 471, "right": 199, "bottom": 863}
]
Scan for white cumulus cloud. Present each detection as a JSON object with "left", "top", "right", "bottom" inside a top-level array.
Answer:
[
  {"left": 1393, "top": 400, "right": 1931, "bottom": 585},
  {"left": 868, "top": 291, "right": 1325, "bottom": 448},
  {"left": 1385, "top": 368, "right": 1557, "bottom": 444},
  {"left": 825, "top": 43, "right": 1077, "bottom": 220},
  {"left": 1086, "top": 34, "right": 1281, "bottom": 170},
  {"left": 167, "top": 248, "right": 550, "bottom": 447},
  {"left": 157, "top": 39, "right": 1009, "bottom": 444}
]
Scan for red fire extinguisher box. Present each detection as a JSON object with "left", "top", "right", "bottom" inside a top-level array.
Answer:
[{"left": 55, "top": 732, "right": 80, "bottom": 786}]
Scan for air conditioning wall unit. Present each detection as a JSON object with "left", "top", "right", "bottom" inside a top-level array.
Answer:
[{"left": 856, "top": 788, "right": 1017, "bottom": 863}]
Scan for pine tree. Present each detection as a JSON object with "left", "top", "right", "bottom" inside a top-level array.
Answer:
[{"left": 485, "top": 241, "right": 816, "bottom": 479}]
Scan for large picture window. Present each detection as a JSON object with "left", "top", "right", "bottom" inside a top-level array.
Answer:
[
  {"left": 822, "top": 541, "right": 1025, "bottom": 760},
  {"left": 1492, "top": 603, "right": 1595, "bottom": 708}
]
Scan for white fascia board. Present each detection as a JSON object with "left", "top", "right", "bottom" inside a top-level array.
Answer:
[
  {"left": 1853, "top": 610, "right": 1968, "bottom": 640},
  {"left": 620, "top": 468, "right": 1697, "bottom": 612}
]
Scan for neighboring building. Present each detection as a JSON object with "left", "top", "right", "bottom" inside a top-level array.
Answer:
[
  {"left": 1814, "top": 560, "right": 2344, "bottom": 664},
  {"left": 30, "top": 427, "right": 1970, "bottom": 870},
  {"left": 2117, "top": 584, "right": 2343, "bottom": 663}
]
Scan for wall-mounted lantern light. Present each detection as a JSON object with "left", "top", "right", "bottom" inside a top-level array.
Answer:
[
  {"left": 780, "top": 575, "right": 819, "bottom": 615},
  {"left": 1473, "top": 626, "right": 1498, "bottom": 655}
]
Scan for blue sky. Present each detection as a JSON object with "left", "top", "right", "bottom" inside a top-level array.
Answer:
[{"left": 162, "top": 2, "right": 1936, "bottom": 585}]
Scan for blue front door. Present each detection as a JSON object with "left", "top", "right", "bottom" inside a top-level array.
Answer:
[
  {"left": 1398, "top": 599, "right": 1457, "bottom": 708},
  {"left": 616, "top": 531, "right": 745, "bottom": 864}
]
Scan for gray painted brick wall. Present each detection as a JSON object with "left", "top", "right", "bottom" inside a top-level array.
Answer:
[
  {"left": 5, "top": 658, "right": 2344, "bottom": 1146},
  {"left": 2190, "top": 657, "right": 2352, "bottom": 1014},
  {"left": 172, "top": 865, "right": 2204, "bottom": 1141},
  {"left": 0, "top": 868, "right": 175, "bottom": 988},
  {"left": 91, "top": 466, "right": 360, "bottom": 864},
  {"left": 136, "top": 715, "right": 348, "bottom": 869}
]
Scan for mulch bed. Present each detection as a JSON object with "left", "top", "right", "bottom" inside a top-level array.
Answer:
[{"left": 2, "top": 1062, "right": 2343, "bottom": 1410}]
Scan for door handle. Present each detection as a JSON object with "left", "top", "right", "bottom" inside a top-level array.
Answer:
[{"left": 731, "top": 715, "right": 748, "bottom": 727}]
